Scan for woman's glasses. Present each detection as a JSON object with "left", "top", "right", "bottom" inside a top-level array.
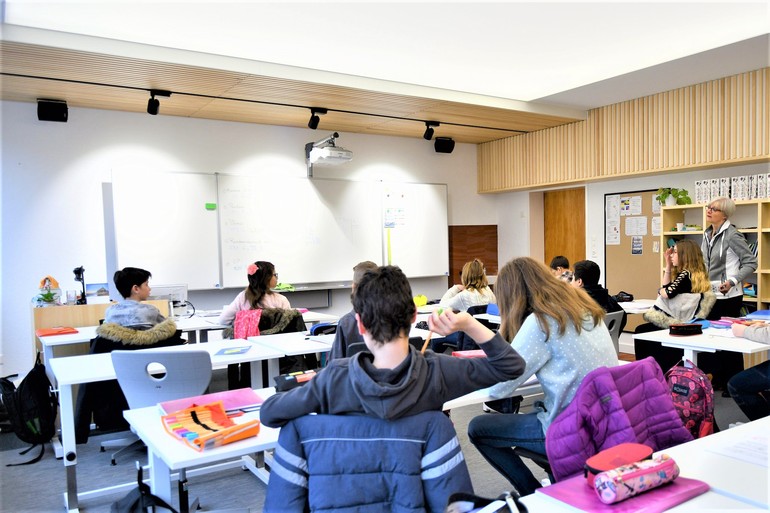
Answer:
[{"left": 706, "top": 205, "right": 722, "bottom": 213}]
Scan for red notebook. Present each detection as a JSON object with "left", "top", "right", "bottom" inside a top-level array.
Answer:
[
  {"left": 536, "top": 474, "right": 709, "bottom": 512},
  {"left": 159, "top": 387, "right": 263, "bottom": 415},
  {"left": 35, "top": 326, "right": 78, "bottom": 337}
]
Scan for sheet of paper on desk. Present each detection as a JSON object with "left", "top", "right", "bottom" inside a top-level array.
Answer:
[
  {"left": 706, "top": 434, "right": 768, "bottom": 468},
  {"left": 308, "top": 334, "right": 335, "bottom": 344},
  {"left": 215, "top": 346, "right": 251, "bottom": 355}
]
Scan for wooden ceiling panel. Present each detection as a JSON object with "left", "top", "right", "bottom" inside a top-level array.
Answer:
[{"left": 1, "top": 41, "right": 582, "bottom": 143}]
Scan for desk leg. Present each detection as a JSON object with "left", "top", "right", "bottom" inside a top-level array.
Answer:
[
  {"left": 149, "top": 449, "right": 173, "bottom": 505},
  {"left": 250, "top": 361, "right": 264, "bottom": 389},
  {"left": 187, "top": 330, "right": 198, "bottom": 344},
  {"left": 266, "top": 359, "right": 280, "bottom": 385},
  {"left": 59, "top": 383, "right": 79, "bottom": 512},
  {"left": 684, "top": 349, "right": 698, "bottom": 366},
  {"left": 44, "top": 344, "right": 56, "bottom": 386},
  {"left": 199, "top": 330, "right": 208, "bottom": 343}
]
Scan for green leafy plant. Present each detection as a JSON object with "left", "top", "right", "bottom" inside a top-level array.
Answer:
[
  {"left": 37, "top": 290, "right": 58, "bottom": 303},
  {"left": 655, "top": 187, "right": 692, "bottom": 205}
]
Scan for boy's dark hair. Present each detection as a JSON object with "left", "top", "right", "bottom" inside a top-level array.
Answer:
[
  {"left": 549, "top": 255, "right": 569, "bottom": 270},
  {"left": 113, "top": 267, "right": 152, "bottom": 299},
  {"left": 352, "top": 266, "right": 415, "bottom": 345},
  {"left": 573, "top": 260, "right": 600, "bottom": 287}
]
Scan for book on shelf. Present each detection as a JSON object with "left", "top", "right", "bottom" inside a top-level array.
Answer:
[
  {"left": 159, "top": 387, "right": 263, "bottom": 415},
  {"left": 536, "top": 474, "right": 709, "bottom": 513}
]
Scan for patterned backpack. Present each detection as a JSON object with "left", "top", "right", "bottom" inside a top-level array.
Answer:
[{"left": 665, "top": 359, "right": 715, "bottom": 438}]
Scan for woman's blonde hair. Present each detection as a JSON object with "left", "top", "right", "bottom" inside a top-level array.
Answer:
[
  {"left": 673, "top": 239, "right": 711, "bottom": 293},
  {"left": 496, "top": 257, "right": 604, "bottom": 341},
  {"left": 461, "top": 259, "right": 489, "bottom": 291}
]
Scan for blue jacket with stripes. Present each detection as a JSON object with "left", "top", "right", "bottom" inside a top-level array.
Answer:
[{"left": 263, "top": 411, "right": 473, "bottom": 512}]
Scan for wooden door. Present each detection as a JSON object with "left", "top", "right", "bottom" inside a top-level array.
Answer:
[
  {"left": 448, "top": 225, "right": 498, "bottom": 289},
  {"left": 544, "top": 188, "right": 586, "bottom": 269}
]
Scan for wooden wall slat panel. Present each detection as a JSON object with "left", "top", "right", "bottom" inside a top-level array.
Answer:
[{"left": 479, "top": 68, "right": 770, "bottom": 192}]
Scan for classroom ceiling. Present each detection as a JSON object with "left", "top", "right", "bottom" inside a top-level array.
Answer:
[{"left": 1, "top": 2, "right": 768, "bottom": 144}]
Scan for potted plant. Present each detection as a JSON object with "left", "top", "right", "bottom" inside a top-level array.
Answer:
[
  {"left": 656, "top": 188, "right": 692, "bottom": 206},
  {"left": 33, "top": 275, "right": 61, "bottom": 306}
]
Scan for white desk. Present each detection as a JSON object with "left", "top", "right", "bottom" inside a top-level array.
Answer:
[
  {"left": 123, "top": 388, "right": 279, "bottom": 512},
  {"left": 300, "top": 310, "right": 339, "bottom": 325},
  {"left": 660, "top": 416, "right": 770, "bottom": 508},
  {"left": 521, "top": 416, "right": 770, "bottom": 511},
  {"left": 520, "top": 488, "right": 761, "bottom": 511},
  {"left": 248, "top": 331, "right": 332, "bottom": 356},
  {"left": 49, "top": 339, "right": 284, "bottom": 513},
  {"left": 632, "top": 328, "right": 769, "bottom": 366}
]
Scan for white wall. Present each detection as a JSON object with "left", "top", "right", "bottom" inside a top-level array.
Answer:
[
  {"left": 4, "top": 99, "right": 767, "bottom": 375},
  {"left": 1, "top": 100, "right": 500, "bottom": 376}
]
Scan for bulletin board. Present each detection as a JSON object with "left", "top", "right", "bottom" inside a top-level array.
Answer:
[{"left": 604, "top": 190, "right": 660, "bottom": 330}]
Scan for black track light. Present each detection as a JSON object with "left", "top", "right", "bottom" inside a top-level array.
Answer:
[
  {"left": 147, "top": 89, "right": 172, "bottom": 115},
  {"left": 308, "top": 107, "right": 328, "bottom": 129},
  {"left": 434, "top": 137, "right": 455, "bottom": 154},
  {"left": 423, "top": 121, "right": 440, "bottom": 140}
]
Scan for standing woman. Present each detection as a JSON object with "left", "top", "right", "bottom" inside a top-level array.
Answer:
[
  {"left": 430, "top": 257, "right": 617, "bottom": 496},
  {"left": 218, "top": 261, "right": 290, "bottom": 326},
  {"left": 701, "top": 197, "right": 757, "bottom": 392}
]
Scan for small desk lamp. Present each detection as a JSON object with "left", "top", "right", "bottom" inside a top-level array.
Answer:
[{"left": 73, "top": 266, "right": 86, "bottom": 305}]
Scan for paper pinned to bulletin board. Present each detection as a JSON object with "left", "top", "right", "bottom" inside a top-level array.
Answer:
[{"left": 605, "top": 190, "right": 660, "bottom": 331}]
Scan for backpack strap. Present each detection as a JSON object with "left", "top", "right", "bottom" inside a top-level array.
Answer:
[{"left": 5, "top": 444, "right": 45, "bottom": 466}]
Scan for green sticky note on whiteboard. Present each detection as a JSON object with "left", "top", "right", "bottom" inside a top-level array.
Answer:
[{"left": 205, "top": 203, "right": 217, "bottom": 211}]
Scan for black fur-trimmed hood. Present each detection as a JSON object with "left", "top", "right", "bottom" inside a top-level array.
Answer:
[{"left": 95, "top": 318, "right": 178, "bottom": 346}]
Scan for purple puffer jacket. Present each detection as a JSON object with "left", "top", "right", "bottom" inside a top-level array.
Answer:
[{"left": 545, "top": 357, "right": 693, "bottom": 481}]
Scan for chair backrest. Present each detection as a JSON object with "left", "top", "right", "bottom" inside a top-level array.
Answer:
[
  {"left": 309, "top": 322, "right": 337, "bottom": 336},
  {"left": 264, "top": 411, "right": 472, "bottom": 512},
  {"left": 603, "top": 310, "right": 624, "bottom": 355},
  {"left": 111, "top": 350, "right": 212, "bottom": 409}
]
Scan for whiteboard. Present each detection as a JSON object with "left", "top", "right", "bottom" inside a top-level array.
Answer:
[
  {"left": 112, "top": 172, "right": 221, "bottom": 290},
  {"left": 112, "top": 174, "right": 449, "bottom": 289},
  {"left": 382, "top": 182, "right": 449, "bottom": 278},
  {"left": 218, "top": 176, "right": 382, "bottom": 287}
]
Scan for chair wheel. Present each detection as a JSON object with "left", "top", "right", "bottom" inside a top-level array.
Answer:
[
  {"left": 100, "top": 447, "right": 106, "bottom": 452},
  {"left": 111, "top": 459, "right": 117, "bottom": 466}
]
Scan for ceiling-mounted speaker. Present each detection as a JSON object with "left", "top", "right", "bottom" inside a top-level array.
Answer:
[
  {"left": 434, "top": 137, "right": 455, "bottom": 154},
  {"left": 37, "top": 99, "right": 68, "bottom": 122}
]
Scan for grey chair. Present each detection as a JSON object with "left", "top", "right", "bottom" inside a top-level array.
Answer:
[
  {"left": 603, "top": 310, "right": 625, "bottom": 356},
  {"left": 112, "top": 349, "right": 212, "bottom": 513}
]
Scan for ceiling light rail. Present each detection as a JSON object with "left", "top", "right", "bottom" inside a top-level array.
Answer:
[{"left": 2, "top": 72, "right": 528, "bottom": 136}]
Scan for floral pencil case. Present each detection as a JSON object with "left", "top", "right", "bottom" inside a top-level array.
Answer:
[{"left": 593, "top": 454, "right": 679, "bottom": 504}]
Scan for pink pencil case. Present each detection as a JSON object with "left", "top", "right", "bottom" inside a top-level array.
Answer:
[{"left": 593, "top": 454, "right": 679, "bottom": 504}]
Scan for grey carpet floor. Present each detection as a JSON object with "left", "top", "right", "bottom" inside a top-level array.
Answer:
[{"left": 0, "top": 376, "right": 749, "bottom": 513}]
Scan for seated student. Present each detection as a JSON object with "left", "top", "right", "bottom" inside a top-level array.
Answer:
[
  {"left": 433, "top": 259, "right": 497, "bottom": 352},
  {"left": 329, "top": 260, "right": 379, "bottom": 361},
  {"left": 218, "top": 260, "right": 290, "bottom": 326},
  {"left": 571, "top": 259, "right": 627, "bottom": 332},
  {"left": 259, "top": 265, "right": 525, "bottom": 428},
  {"left": 76, "top": 267, "right": 183, "bottom": 443},
  {"left": 104, "top": 267, "right": 167, "bottom": 329},
  {"left": 634, "top": 240, "right": 715, "bottom": 372},
  {"left": 549, "top": 255, "right": 572, "bottom": 282},
  {"left": 728, "top": 322, "right": 770, "bottom": 421},
  {"left": 431, "top": 257, "right": 617, "bottom": 497}
]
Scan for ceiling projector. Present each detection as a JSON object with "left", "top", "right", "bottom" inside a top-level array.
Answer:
[{"left": 309, "top": 145, "right": 353, "bottom": 165}]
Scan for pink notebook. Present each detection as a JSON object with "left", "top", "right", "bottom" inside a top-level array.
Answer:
[
  {"left": 536, "top": 474, "right": 709, "bottom": 512},
  {"left": 159, "top": 387, "right": 263, "bottom": 415}
]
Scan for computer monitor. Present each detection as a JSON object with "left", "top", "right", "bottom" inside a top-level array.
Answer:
[{"left": 148, "top": 283, "right": 189, "bottom": 317}]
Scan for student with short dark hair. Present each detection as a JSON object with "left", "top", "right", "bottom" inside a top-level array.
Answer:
[
  {"left": 571, "top": 259, "right": 627, "bottom": 332},
  {"left": 329, "top": 260, "right": 379, "bottom": 361},
  {"left": 260, "top": 265, "right": 525, "bottom": 428},
  {"left": 549, "top": 255, "right": 572, "bottom": 281},
  {"left": 104, "top": 267, "right": 166, "bottom": 328}
]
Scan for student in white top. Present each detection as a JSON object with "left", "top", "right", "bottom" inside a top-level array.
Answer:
[
  {"left": 440, "top": 259, "right": 496, "bottom": 312},
  {"left": 218, "top": 260, "right": 291, "bottom": 326}
]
